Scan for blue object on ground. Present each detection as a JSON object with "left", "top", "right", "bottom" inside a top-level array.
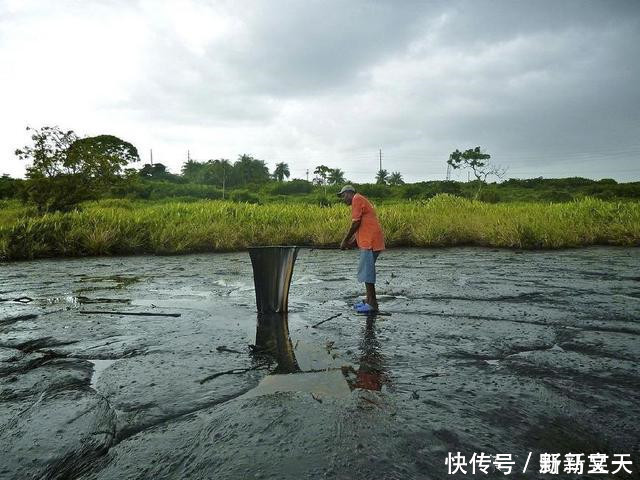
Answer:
[{"left": 355, "top": 302, "right": 376, "bottom": 314}]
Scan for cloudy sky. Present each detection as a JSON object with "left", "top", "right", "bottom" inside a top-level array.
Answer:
[{"left": 1, "top": 0, "right": 639, "bottom": 182}]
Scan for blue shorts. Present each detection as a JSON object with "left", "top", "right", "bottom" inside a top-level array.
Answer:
[{"left": 357, "top": 249, "right": 380, "bottom": 284}]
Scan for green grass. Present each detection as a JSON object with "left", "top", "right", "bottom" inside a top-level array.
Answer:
[{"left": 1, "top": 195, "right": 639, "bottom": 260}]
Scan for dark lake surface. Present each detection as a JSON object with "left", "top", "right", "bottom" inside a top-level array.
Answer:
[{"left": 1, "top": 247, "right": 639, "bottom": 479}]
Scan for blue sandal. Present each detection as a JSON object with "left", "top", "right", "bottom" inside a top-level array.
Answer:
[{"left": 355, "top": 302, "right": 377, "bottom": 314}]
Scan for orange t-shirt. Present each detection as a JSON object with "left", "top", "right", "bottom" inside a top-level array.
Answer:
[{"left": 351, "top": 193, "right": 385, "bottom": 251}]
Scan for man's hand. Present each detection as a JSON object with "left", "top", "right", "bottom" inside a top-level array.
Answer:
[{"left": 340, "top": 220, "right": 361, "bottom": 250}]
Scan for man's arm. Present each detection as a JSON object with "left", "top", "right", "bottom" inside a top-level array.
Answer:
[{"left": 340, "top": 220, "right": 361, "bottom": 250}]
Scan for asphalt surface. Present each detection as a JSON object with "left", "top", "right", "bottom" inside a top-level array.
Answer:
[{"left": 1, "top": 247, "right": 639, "bottom": 479}]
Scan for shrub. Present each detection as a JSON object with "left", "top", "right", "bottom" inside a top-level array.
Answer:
[
  {"left": 22, "top": 175, "right": 97, "bottom": 212},
  {"left": 402, "top": 185, "right": 423, "bottom": 199},
  {"left": 356, "top": 184, "right": 391, "bottom": 198},
  {"left": 478, "top": 190, "right": 501, "bottom": 203},
  {"left": 270, "top": 179, "right": 313, "bottom": 195},
  {"left": 0, "top": 176, "right": 22, "bottom": 199},
  {"left": 230, "top": 190, "right": 260, "bottom": 204},
  {"left": 541, "top": 190, "right": 573, "bottom": 203}
]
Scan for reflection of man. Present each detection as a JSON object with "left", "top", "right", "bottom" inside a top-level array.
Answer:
[
  {"left": 338, "top": 185, "right": 385, "bottom": 314},
  {"left": 354, "top": 316, "right": 387, "bottom": 390}
]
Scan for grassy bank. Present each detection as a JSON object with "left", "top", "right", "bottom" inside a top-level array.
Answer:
[{"left": 1, "top": 195, "right": 639, "bottom": 260}]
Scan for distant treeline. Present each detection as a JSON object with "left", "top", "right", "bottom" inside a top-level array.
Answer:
[
  {"left": 6, "top": 125, "right": 640, "bottom": 212},
  {"left": 1, "top": 173, "right": 639, "bottom": 206}
]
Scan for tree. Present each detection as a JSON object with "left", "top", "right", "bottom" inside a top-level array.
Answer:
[
  {"left": 180, "top": 159, "right": 230, "bottom": 188},
  {"left": 15, "top": 126, "right": 78, "bottom": 178},
  {"left": 388, "top": 171, "right": 404, "bottom": 186},
  {"left": 328, "top": 168, "right": 345, "bottom": 185},
  {"left": 232, "top": 154, "right": 270, "bottom": 186},
  {"left": 313, "top": 165, "right": 332, "bottom": 195},
  {"left": 375, "top": 169, "right": 389, "bottom": 185},
  {"left": 447, "top": 146, "right": 506, "bottom": 199},
  {"left": 273, "top": 162, "right": 290, "bottom": 182},
  {"left": 66, "top": 135, "right": 139, "bottom": 182},
  {"left": 181, "top": 159, "right": 207, "bottom": 183},
  {"left": 203, "top": 159, "right": 231, "bottom": 197},
  {"left": 139, "top": 163, "right": 170, "bottom": 179},
  {"left": 0, "top": 174, "right": 21, "bottom": 199},
  {"left": 15, "top": 126, "right": 140, "bottom": 211}
]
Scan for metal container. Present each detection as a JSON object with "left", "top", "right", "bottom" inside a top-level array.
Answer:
[{"left": 248, "top": 246, "right": 299, "bottom": 313}]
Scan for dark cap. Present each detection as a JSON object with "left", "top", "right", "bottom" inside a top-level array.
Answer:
[{"left": 337, "top": 184, "right": 355, "bottom": 196}]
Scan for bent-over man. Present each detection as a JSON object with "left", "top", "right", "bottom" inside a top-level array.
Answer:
[{"left": 338, "top": 185, "right": 385, "bottom": 313}]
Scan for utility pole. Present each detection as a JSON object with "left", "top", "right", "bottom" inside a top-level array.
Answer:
[
  {"left": 187, "top": 150, "right": 190, "bottom": 162},
  {"left": 150, "top": 149, "right": 153, "bottom": 165},
  {"left": 446, "top": 163, "right": 451, "bottom": 181},
  {"left": 379, "top": 148, "right": 382, "bottom": 172},
  {"left": 306, "top": 169, "right": 309, "bottom": 182}
]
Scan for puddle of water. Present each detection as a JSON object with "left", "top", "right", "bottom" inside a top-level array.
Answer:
[
  {"left": 46, "top": 296, "right": 130, "bottom": 306},
  {"left": 212, "top": 279, "right": 253, "bottom": 290},
  {"left": 76, "top": 275, "right": 144, "bottom": 292},
  {"left": 292, "top": 275, "right": 323, "bottom": 285},
  {"left": 45, "top": 295, "right": 80, "bottom": 305},
  {"left": 88, "top": 359, "right": 116, "bottom": 389},
  {"left": 241, "top": 369, "right": 351, "bottom": 399},
  {"left": 293, "top": 340, "right": 352, "bottom": 372}
]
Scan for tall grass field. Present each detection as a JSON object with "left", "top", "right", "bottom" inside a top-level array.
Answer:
[{"left": 1, "top": 195, "right": 638, "bottom": 260}]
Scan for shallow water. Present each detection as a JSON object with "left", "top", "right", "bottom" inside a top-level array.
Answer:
[{"left": 0, "top": 247, "right": 639, "bottom": 479}]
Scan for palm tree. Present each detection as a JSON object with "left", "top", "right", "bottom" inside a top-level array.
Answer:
[
  {"left": 273, "top": 162, "right": 290, "bottom": 182},
  {"left": 328, "top": 168, "right": 345, "bottom": 185},
  {"left": 388, "top": 171, "right": 404, "bottom": 186},
  {"left": 181, "top": 159, "right": 206, "bottom": 182},
  {"left": 375, "top": 169, "right": 389, "bottom": 185}
]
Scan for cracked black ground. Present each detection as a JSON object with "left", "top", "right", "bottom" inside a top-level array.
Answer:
[{"left": 0, "top": 247, "right": 638, "bottom": 480}]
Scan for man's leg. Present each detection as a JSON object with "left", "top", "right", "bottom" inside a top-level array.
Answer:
[
  {"left": 365, "top": 282, "right": 378, "bottom": 311},
  {"left": 357, "top": 249, "right": 367, "bottom": 304},
  {"left": 365, "top": 250, "right": 380, "bottom": 311},
  {"left": 370, "top": 251, "right": 381, "bottom": 310}
]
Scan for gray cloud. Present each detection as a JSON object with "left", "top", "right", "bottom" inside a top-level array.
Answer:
[{"left": 1, "top": 0, "right": 639, "bottom": 180}]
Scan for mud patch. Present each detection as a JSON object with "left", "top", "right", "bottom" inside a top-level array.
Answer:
[{"left": 0, "top": 247, "right": 637, "bottom": 480}]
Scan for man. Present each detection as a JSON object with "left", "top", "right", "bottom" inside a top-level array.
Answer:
[{"left": 338, "top": 185, "right": 385, "bottom": 314}]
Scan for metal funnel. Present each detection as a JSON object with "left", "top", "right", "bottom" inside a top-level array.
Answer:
[{"left": 248, "top": 246, "right": 299, "bottom": 313}]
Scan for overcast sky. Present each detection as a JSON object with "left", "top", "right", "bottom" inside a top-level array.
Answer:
[{"left": 1, "top": 0, "right": 639, "bottom": 182}]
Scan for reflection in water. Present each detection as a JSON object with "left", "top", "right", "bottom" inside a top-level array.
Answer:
[
  {"left": 354, "top": 316, "right": 388, "bottom": 391},
  {"left": 254, "top": 313, "right": 300, "bottom": 374}
]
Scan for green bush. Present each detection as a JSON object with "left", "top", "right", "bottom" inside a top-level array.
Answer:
[
  {"left": 614, "top": 183, "right": 640, "bottom": 199},
  {"left": 0, "top": 176, "right": 22, "bottom": 199},
  {"left": 270, "top": 179, "right": 313, "bottom": 195},
  {"left": 315, "top": 194, "right": 333, "bottom": 207},
  {"left": 356, "top": 184, "right": 392, "bottom": 198},
  {"left": 22, "top": 175, "right": 98, "bottom": 212},
  {"left": 541, "top": 190, "right": 573, "bottom": 203},
  {"left": 401, "top": 185, "right": 423, "bottom": 199},
  {"left": 230, "top": 189, "right": 260, "bottom": 204},
  {"left": 598, "top": 178, "right": 617, "bottom": 185},
  {"left": 478, "top": 189, "right": 501, "bottom": 203}
]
